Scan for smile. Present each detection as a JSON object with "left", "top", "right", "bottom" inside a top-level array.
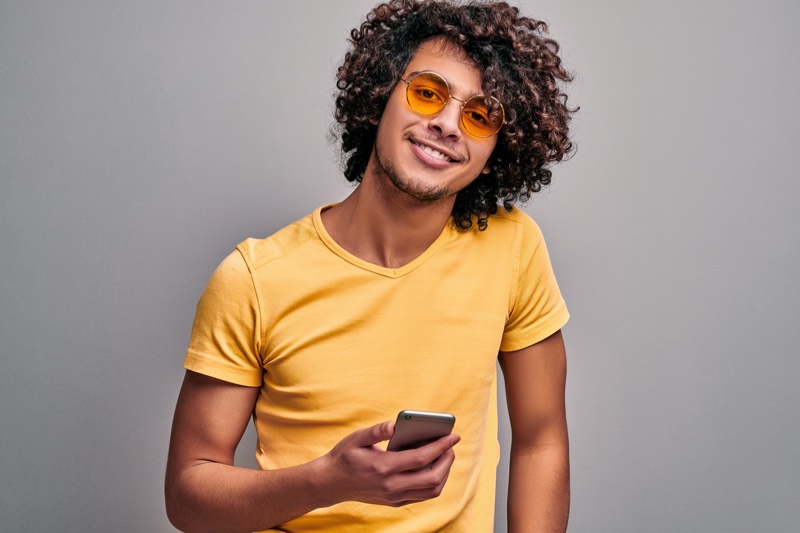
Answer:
[{"left": 410, "top": 139, "right": 457, "bottom": 163}]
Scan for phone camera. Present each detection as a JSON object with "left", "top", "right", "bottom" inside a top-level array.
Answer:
[{"left": 404, "top": 414, "right": 412, "bottom": 420}]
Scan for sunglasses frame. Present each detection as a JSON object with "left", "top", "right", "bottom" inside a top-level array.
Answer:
[{"left": 400, "top": 70, "right": 506, "bottom": 138}]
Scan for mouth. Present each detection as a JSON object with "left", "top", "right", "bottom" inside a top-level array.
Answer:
[{"left": 409, "top": 138, "right": 460, "bottom": 164}]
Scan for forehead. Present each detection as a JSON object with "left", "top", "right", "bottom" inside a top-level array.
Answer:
[{"left": 404, "top": 38, "right": 483, "bottom": 94}]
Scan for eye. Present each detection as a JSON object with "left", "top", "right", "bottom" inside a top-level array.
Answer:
[
  {"left": 464, "top": 107, "right": 490, "bottom": 126},
  {"left": 414, "top": 85, "right": 445, "bottom": 102}
]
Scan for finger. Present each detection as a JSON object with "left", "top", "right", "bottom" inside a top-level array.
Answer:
[
  {"left": 384, "top": 472, "right": 452, "bottom": 505},
  {"left": 391, "top": 433, "right": 459, "bottom": 472},
  {"left": 393, "top": 448, "right": 455, "bottom": 490},
  {"left": 347, "top": 421, "right": 394, "bottom": 447},
  {"left": 428, "top": 446, "right": 456, "bottom": 476}
]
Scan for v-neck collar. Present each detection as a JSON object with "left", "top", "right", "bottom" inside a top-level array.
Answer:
[{"left": 312, "top": 205, "right": 454, "bottom": 279}]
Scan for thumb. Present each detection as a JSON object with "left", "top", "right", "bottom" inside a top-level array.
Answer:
[{"left": 350, "top": 420, "right": 394, "bottom": 447}]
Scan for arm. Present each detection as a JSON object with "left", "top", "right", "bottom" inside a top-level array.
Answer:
[
  {"left": 165, "top": 370, "right": 460, "bottom": 533},
  {"left": 499, "top": 330, "right": 570, "bottom": 533}
]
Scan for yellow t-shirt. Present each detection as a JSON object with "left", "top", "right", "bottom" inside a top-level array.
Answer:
[{"left": 184, "top": 205, "right": 569, "bottom": 532}]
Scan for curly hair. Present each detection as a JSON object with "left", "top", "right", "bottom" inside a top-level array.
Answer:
[{"left": 333, "top": 0, "right": 576, "bottom": 230}]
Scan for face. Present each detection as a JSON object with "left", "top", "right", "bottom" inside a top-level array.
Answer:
[{"left": 367, "top": 38, "right": 499, "bottom": 203}]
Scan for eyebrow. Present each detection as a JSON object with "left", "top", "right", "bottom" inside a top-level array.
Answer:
[{"left": 405, "top": 70, "right": 485, "bottom": 98}]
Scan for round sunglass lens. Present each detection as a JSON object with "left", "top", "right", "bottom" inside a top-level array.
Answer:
[
  {"left": 406, "top": 73, "right": 449, "bottom": 114},
  {"left": 462, "top": 96, "right": 504, "bottom": 137}
]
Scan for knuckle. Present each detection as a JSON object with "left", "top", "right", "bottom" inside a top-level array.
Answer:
[
  {"left": 425, "top": 472, "right": 447, "bottom": 490},
  {"left": 373, "top": 461, "right": 391, "bottom": 477},
  {"left": 425, "top": 471, "right": 444, "bottom": 486},
  {"left": 413, "top": 454, "right": 429, "bottom": 468},
  {"left": 379, "top": 478, "right": 397, "bottom": 493}
]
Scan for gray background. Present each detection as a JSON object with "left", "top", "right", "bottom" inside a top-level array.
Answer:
[{"left": 1, "top": 1, "right": 798, "bottom": 531}]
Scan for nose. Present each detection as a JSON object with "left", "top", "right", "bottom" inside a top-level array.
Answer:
[{"left": 427, "top": 97, "right": 463, "bottom": 139}]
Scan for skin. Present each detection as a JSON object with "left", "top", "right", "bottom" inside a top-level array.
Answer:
[
  {"left": 165, "top": 37, "right": 569, "bottom": 533},
  {"left": 371, "top": 42, "right": 496, "bottom": 205},
  {"left": 321, "top": 38, "right": 497, "bottom": 268},
  {"left": 500, "top": 331, "right": 570, "bottom": 533},
  {"left": 165, "top": 372, "right": 460, "bottom": 532}
]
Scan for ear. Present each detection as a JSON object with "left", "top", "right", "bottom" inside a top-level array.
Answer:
[{"left": 481, "top": 161, "right": 492, "bottom": 175}]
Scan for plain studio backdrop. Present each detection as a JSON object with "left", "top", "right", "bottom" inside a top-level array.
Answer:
[{"left": 1, "top": 1, "right": 798, "bottom": 531}]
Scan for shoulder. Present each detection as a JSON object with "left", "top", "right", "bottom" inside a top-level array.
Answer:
[
  {"left": 235, "top": 212, "right": 317, "bottom": 272},
  {"left": 489, "top": 206, "right": 543, "bottom": 235},
  {"left": 486, "top": 207, "right": 553, "bottom": 272},
  {"left": 475, "top": 206, "right": 546, "bottom": 249}
]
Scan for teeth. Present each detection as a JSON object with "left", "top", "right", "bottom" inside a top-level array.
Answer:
[{"left": 420, "top": 143, "right": 452, "bottom": 161}]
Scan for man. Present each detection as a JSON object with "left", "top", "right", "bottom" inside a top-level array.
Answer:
[{"left": 165, "top": 1, "right": 575, "bottom": 531}]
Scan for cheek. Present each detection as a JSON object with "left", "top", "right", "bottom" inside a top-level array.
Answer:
[
  {"left": 383, "top": 90, "right": 413, "bottom": 123},
  {"left": 473, "top": 141, "right": 497, "bottom": 172}
]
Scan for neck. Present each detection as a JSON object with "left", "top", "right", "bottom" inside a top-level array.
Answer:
[{"left": 321, "top": 171, "right": 456, "bottom": 270}]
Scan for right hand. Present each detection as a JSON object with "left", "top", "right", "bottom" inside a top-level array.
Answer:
[{"left": 317, "top": 421, "right": 460, "bottom": 507}]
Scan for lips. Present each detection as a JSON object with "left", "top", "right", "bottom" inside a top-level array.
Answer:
[
  {"left": 409, "top": 138, "right": 461, "bottom": 165},
  {"left": 415, "top": 141, "right": 453, "bottom": 162}
]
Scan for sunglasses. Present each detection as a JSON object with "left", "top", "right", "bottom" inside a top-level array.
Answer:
[{"left": 400, "top": 71, "right": 505, "bottom": 138}]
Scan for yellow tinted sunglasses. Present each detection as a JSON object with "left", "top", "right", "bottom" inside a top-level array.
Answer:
[{"left": 400, "top": 70, "right": 505, "bottom": 138}]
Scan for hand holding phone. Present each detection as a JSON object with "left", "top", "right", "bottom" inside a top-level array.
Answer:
[
  {"left": 321, "top": 415, "right": 459, "bottom": 507},
  {"left": 386, "top": 410, "right": 456, "bottom": 470}
]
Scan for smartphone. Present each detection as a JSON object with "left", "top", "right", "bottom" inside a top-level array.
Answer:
[{"left": 387, "top": 410, "right": 456, "bottom": 454}]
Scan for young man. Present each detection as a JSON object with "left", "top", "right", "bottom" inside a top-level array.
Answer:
[{"left": 165, "top": 1, "right": 575, "bottom": 531}]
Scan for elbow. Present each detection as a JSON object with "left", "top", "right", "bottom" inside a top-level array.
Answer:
[
  {"left": 165, "top": 477, "right": 231, "bottom": 533},
  {"left": 165, "top": 510, "right": 188, "bottom": 533},
  {"left": 165, "top": 477, "right": 200, "bottom": 533},
  {"left": 165, "top": 502, "right": 204, "bottom": 533},
  {"left": 164, "top": 490, "right": 187, "bottom": 532}
]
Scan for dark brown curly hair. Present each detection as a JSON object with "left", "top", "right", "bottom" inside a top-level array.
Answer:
[{"left": 333, "top": 0, "right": 576, "bottom": 230}]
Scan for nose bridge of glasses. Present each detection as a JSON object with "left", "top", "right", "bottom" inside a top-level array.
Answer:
[
  {"left": 448, "top": 93, "right": 467, "bottom": 106},
  {"left": 406, "top": 72, "right": 469, "bottom": 107},
  {"left": 430, "top": 93, "right": 488, "bottom": 137},
  {"left": 429, "top": 95, "right": 465, "bottom": 136}
]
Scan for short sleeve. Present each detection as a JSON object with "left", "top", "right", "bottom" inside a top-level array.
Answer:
[
  {"left": 500, "top": 214, "right": 569, "bottom": 352},
  {"left": 183, "top": 249, "right": 264, "bottom": 387}
]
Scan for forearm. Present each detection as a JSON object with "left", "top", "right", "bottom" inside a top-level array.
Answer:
[
  {"left": 507, "top": 443, "right": 570, "bottom": 533},
  {"left": 166, "top": 458, "right": 332, "bottom": 533},
  {"left": 166, "top": 421, "right": 460, "bottom": 532}
]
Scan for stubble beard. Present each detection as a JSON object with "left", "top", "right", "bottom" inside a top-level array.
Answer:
[{"left": 373, "top": 141, "right": 450, "bottom": 203}]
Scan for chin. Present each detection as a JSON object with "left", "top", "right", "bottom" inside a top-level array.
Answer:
[{"left": 388, "top": 167, "right": 452, "bottom": 203}]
